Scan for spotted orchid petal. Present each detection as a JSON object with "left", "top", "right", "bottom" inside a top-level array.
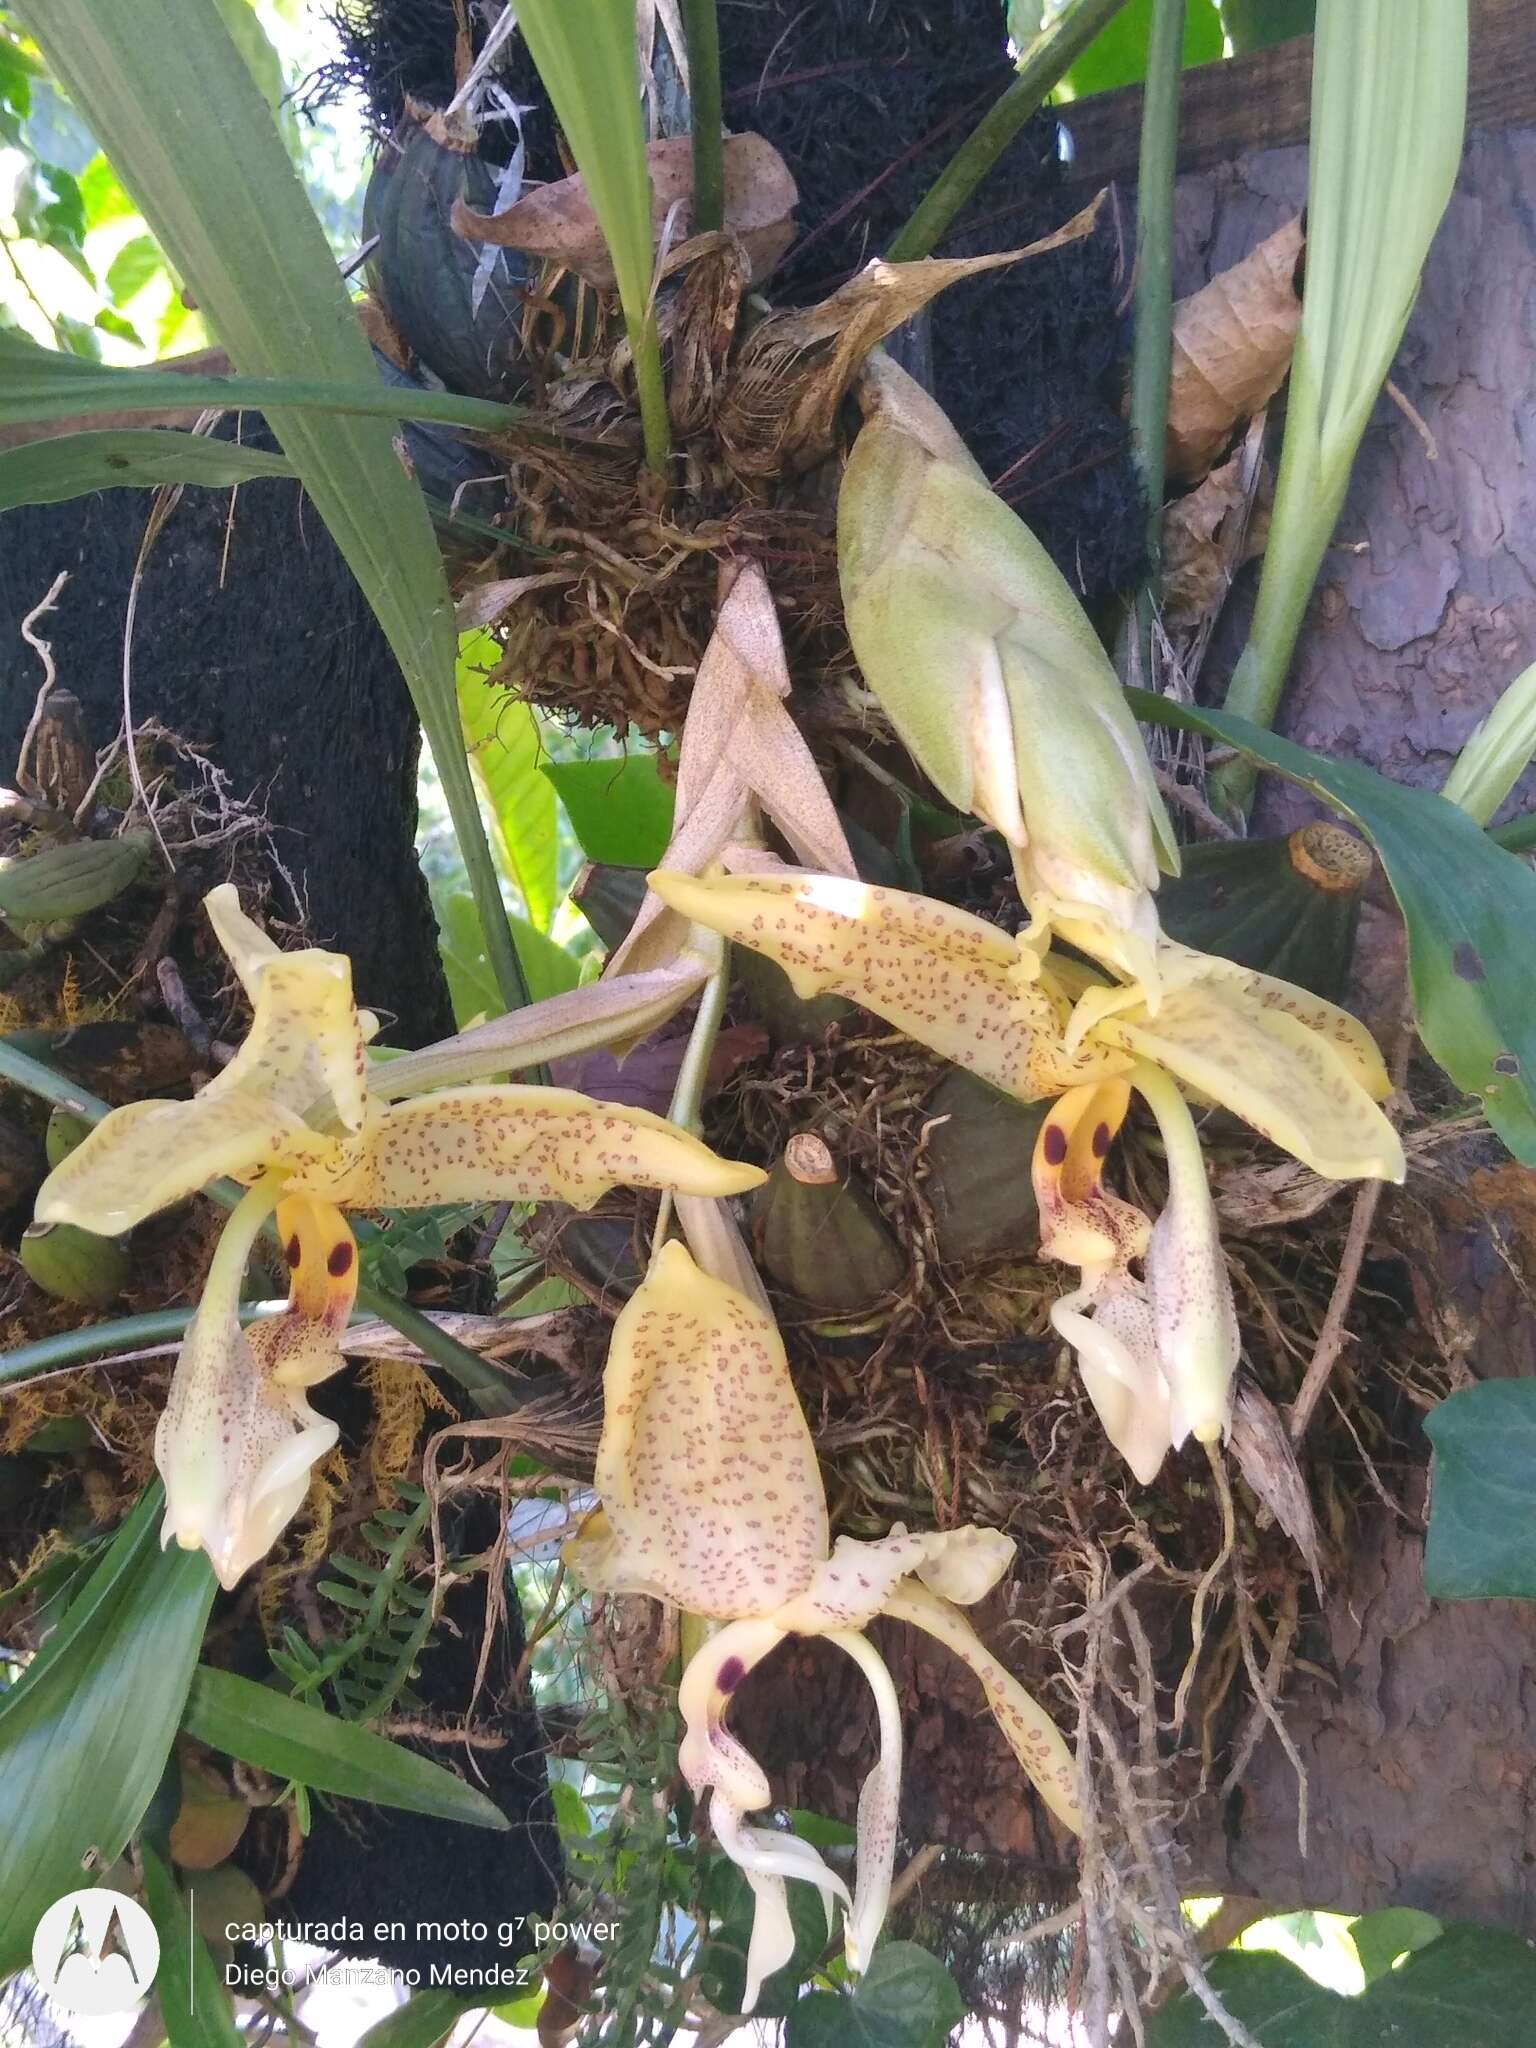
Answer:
[
  {"left": 295, "top": 1088, "right": 765, "bottom": 1213},
  {"left": 567, "top": 1240, "right": 826, "bottom": 1617},
  {"left": 773, "top": 1525, "right": 1016, "bottom": 1633},
  {"left": 1051, "top": 1284, "right": 1175, "bottom": 1487},
  {"left": 649, "top": 868, "right": 1122, "bottom": 1101},
  {"left": 36, "top": 899, "right": 368, "bottom": 1236},
  {"left": 712, "top": 1803, "right": 845, "bottom": 2014},
  {"left": 156, "top": 1180, "right": 348, "bottom": 1590},
  {"left": 881, "top": 1579, "right": 1083, "bottom": 1834},
  {"left": 1032, "top": 1079, "right": 1146, "bottom": 1276},
  {"left": 1133, "top": 1064, "right": 1240, "bottom": 1448},
  {"left": 1078, "top": 942, "right": 1404, "bottom": 1184}
]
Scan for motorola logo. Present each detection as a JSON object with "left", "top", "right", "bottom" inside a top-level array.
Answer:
[{"left": 31, "top": 1889, "right": 160, "bottom": 2018}]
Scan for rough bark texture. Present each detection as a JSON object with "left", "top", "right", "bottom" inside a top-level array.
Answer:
[{"left": 0, "top": 446, "right": 453, "bottom": 1045}]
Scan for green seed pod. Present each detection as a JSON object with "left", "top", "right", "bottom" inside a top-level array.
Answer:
[
  {"left": 44, "top": 1107, "right": 95, "bottom": 1171},
  {"left": 755, "top": 1133, "right": 905, "bottom": 1312},
  {"left": 1156, "top": 822, "right": 1372, "bottom": 1003},
  {"left": 923, "top": 1068, "right": 1049, "bottom": 1263},
  {"left": 19, "top": 1219, "right": 131, "bottom": 1309},
  {"left": 0, "top": 832, "right": 152, "bottom": 931}
]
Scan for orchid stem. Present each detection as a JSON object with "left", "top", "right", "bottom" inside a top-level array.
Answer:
[
  {"left": 681, "top": 0, "right": 724, "bottom": 234},
  {"left": 651, "top": 950, "right": 730, "bottom": 1257},
  {"left": 885, "top": 0, "right": 1131, "bottom": 262},
  {"left": 1129, "top": 0, "right": 1186, "bottom": 667}
]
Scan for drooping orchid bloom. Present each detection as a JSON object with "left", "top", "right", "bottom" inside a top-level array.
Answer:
[
  {"left": 34, "top": 887, "right": 764, "bottom": 1586},
  {"left": 565, "top": 1236, "right": 1081, "bottom": 2011},
  {"left": 647, "top": 869, "right": 1405, "bottom": 1475}
]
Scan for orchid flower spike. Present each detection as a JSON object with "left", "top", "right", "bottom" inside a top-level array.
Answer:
[
  {"left": 838, "top": 357, "right": 1178, "bottom": 991},
  {"left": 565, "top": 1234, "right": 1080, "bottom": 2011},
  {"left": 35, "top": 887, "right": 764, "bottom": 1584},
  {"left": 648, "top": 868, "right": 1405, "bottom": 1480}
]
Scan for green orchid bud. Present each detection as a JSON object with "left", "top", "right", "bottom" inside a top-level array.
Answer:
[{"left": 838, "top": 357, "right": 1179, "bottom": 985}]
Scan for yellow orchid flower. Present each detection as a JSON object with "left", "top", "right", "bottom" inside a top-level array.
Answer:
[
  {"left": 647, "top": 868, "right": 1405, "bottom": 1476},
  {"left": 565, "top": 1236, "right": 1081, "bottom": 2011},
  {"left": 35, "top": 886, "right": 764, "bottom": 1584}
]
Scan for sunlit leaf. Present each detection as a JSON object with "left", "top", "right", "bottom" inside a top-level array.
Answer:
[
  {"left": 458, "top": 631, "right": 558, "bottom": 931},
  {"left": 1060, "top": 0, "right": 1223, "bottom": 97},
  {"left": 543, "top": 754, "right": 676, "bottom": 867}
]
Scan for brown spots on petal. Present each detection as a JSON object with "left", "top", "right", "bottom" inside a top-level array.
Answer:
[
  {"left": 1042, "top": 1123, "right": 1068, "bottom": 1167},
  {"left": 326, "top": 1240, "right": 354, "bottom": 1278}
]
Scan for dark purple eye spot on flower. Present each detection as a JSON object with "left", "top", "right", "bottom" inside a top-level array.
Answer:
[
  {"left": 717, "top": 1655, "right": 746, "bottom": 1693},
  {"left": 285, "top": 1235, "right": 301, "bottom": 1269},
  {"left": 1042, "top": 1124, "right": 1068, "bottom": 1167},
  {"left": 327, "top": 1240, "right": 354, "bottom": 1278},
  {"left": 1092, "top": 1122, "right": 1111, "bottom": 1158}
]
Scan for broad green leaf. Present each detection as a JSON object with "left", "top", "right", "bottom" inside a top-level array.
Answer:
[
  {"left": 1216, "top": 0, "right": 1467, "bottom": 802},
  {"left": 1146, "top": 1952, "right": 1349, "bottom": 2044},
  {"left": 1348, "top": 1907, "right": 1442, "bottom": 1987},
  {"left": 105, "top": 232, "right": 164, "bottom": 306},
  {"left": 0, "top": 427, "right": 294, "bottom": 510},
  {"left": 786, "top": 1944, "right": 966, "bottom": 2048},
  {"left": 141, "top": 1839, "right": 244, "bottom": 2048},
  {"left": 1150, "top": 1926, "right": 1536, "bottom": 2044},
  {"left": 1130, "top": 691, "right": 1536, "bottom": 1162},
  {"left": 432, "top": 885, "right": 502, "bottom": 1029},
  {"left": 180, "top": 1665, "right": 511, "bottom": 1829},
  {"left": 0, "top": 1485, "right": 215, "bottom": 1975},
  {"left": 79, "top": 149, "right": 138, "bottom": 227},
  {"left": 1220, "top": 0, "right": 1316, "bottom": 50},
  {"left": 2, "top": 0, "right": 529, "bottom": 1011},
  {"left": 514, "top": 0, "right": 669, "bottom": 468},
  {"left": 0, "top": 327, "right": 515, "bottom": 431},
  {"left": 1059, "top": 0, "right": 1223, "bottom": 96},
  {"left": 543, "top": 754, "right": 676, "bottom": 867},
  {"left": 355, "top": 1988, "right": 481, "bottom": 2048},
  {"left": 1423, "top": 1381, "right": 1536, "bottom": 1599},
  {"left": 512, "top": 914, "right": 581, "bottom": 1004},
  {"left": 458, "top": 633, "right": 558, "bottom": 931},
  {"left": 1359, "top": 1924, "right": 1536, "bottom": 2040}
]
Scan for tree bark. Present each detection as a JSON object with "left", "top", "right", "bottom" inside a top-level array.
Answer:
[{"left": 0, "top": 438, "right": 453, "bottom": 1045}]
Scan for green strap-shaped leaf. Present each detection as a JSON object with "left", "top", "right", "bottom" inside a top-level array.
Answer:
[
  {"left": 1131, "top": 690, "right": 1536, "bottom": 1161},
  {"left": 0, "top": 427, "right": 294, "bottom": 510},
  {"left": 1423, "top": 1380, "right": 1536, "bottom": 1599},
  {"left": 11, "top": 0, "right": 528, "bottom": 1013},
  {"left": 0, "top": 328, "right": 517, "bottom": 431},
  {"left": 140, "top": 1839, "right": 244, "bottom": 2048},
  {"left": 180, "top": 1666, "right": 511, "bottom": 1830},
  {"left": 0, "top": 1485, "right": 216, "bottom": 1976}
]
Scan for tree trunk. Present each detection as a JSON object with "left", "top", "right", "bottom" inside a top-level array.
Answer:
[{"left": 0, "top": 434, "right": 453, "bottom": 1046}]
